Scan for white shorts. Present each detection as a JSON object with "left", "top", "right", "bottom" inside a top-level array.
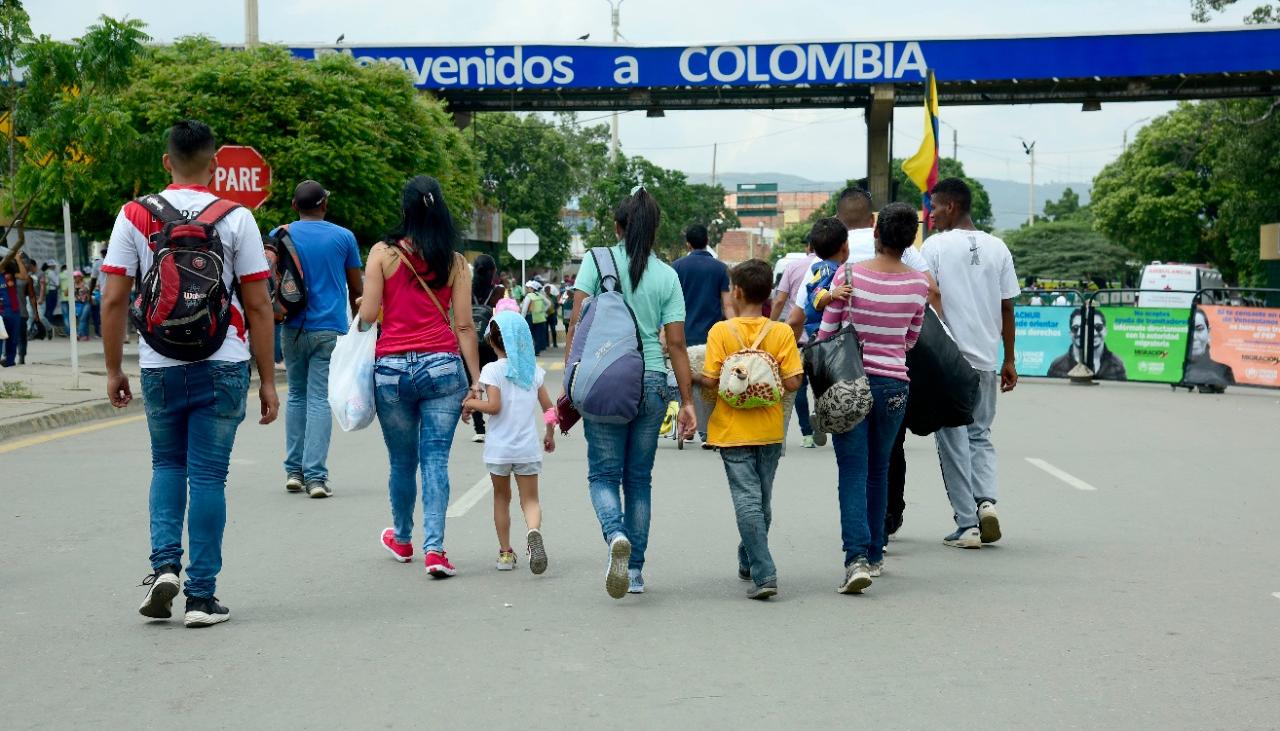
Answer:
[{"left": 487, "top": 462, "right": 542, "bottom": 477}]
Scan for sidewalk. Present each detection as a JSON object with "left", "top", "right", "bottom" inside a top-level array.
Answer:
[
  {"left": 0, "top": 337, "right": 143, "bottom": 441},
  {"left": 0, "top": 336, "right": 284, "bottom": 441}
]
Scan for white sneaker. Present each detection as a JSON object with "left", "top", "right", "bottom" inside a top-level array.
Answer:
[
  {"left": 605, "top": 535, "right": 631, "bottom": 599},
  {"left": 868, "top": 561, "right": 883, "bottom": 578},
  {"left": 471, "top": 433, "right": 486, "bottom": 443},
  {"left": 978, "top": 501, "right": 1002, "bottom": 543},
  {"left": 943, "top": 526, "right": 982, "bottom": 549},
  {"left": 839, "top": 558, "right": 872, "bottom": 594}
]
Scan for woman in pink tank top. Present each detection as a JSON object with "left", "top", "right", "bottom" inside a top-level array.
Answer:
[{"left": 358, "top": 176, "right": 481, "bottom": 578}]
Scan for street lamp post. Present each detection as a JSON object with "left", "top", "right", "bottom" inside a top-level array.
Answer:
[
  {"left": 939, "top": 119, "right": 958, "bottom": 160},
  {"left": 244, "top": 0, "right": 259, "bottom": 47},
  {"left": 1018, "top": 137, "right": 1036, "bottom": 227},
  {"left": 606, "top": 0, "right": 624, "bottom": 162}
]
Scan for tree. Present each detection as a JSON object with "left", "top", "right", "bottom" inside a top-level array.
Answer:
[
  {"left": 0, "top": 0, "right": 31, "bottom": 210},
  {"left": 1191, "top": 0, "right": 1277, "bottom": 23},
  {"left": 1043, "top": 187, "right": 1081, "bottom": 221},
  {"left": 578, "top": 154, "right": 738, "bottom": 261},
  {"left": 1003, "top": 212, "right": 1134, "bottom": 284},
  {"left": 1090, "top": 97, "right": 1280, "bottom": 284},
  {"left": 770, "top": 220, "right": 811, "bottom": 265},
  {"left": 17, "top": 16, "right": 151, "bottom": 248},
  {"left": 117, "top": 38, "right": 478, "bottom": 248}
]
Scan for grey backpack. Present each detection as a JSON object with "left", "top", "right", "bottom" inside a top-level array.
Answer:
[{"left": 563, "top": 248, "right": 645, "bottom": 423}]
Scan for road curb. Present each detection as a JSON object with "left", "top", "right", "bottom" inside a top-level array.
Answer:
[
  {"left": 0, "top": 398, "right": 144, "bottom": 442},
  {"left": 0, "top": 370, "right": 286, "bottom": 443}
]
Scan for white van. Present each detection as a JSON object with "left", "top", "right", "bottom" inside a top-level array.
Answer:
[{"left": 1137, "top": 263, "right": 1226, "bottom": 308}]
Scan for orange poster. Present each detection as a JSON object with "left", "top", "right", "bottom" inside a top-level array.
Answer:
[{"left": 1190, "top": 306, "right": 1280, "bottom": 388}]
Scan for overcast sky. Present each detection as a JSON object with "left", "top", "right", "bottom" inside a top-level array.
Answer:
[{"left": 31, "top": 0, "right": 1262, "bottom": 197}]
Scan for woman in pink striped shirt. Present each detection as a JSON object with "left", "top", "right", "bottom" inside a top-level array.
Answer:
[{"left": 816, "top": 202, "right": 929, "bottom": 594}]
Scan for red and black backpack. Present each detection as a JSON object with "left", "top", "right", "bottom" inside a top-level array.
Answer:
[{"left": 129, "top": 194, "right": 241, "bottom": 361}]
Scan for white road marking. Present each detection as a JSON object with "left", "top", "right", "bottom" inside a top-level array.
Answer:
[
  {"left": 1025, "top": 457, "right": 1098, "bottom": 492},
  {"left": 446, "top": 475, "right": 493, "bottom": 518}
]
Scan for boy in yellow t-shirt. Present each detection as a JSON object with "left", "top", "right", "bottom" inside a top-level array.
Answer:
[{"left": 700, "top": 259, "right": 803, "bottom": 600}]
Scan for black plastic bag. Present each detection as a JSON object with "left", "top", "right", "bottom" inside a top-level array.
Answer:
[{"left": 904, "top": 308, "right": 979, "bottom": 436}]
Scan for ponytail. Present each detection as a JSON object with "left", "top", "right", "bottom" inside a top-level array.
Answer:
[
  {"left": 387, "top": 175, "right": 458, "bottom": 289},
  {"left": 617, "top": 187, "right": 660, "bottom": 286}
]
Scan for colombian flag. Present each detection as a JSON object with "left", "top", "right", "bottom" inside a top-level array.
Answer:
[{"left": 901, "top": 70, "right": 940, "bottom": 230}]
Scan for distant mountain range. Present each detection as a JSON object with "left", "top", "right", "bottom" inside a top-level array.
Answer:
[{"left": 686, "top": 171, "right": 1091, "bottom": 232}]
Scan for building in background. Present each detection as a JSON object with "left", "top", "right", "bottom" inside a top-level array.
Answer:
[
  {"left": 726, "top": 182, "right": 831, "bottom": 230},
  {"left": 717, "top": 226, "right": 776, "bottom": 264}
]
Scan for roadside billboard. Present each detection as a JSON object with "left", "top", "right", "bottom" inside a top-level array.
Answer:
[{"left": 1189, "top": 305, "right": 1280, "bottom": 388}]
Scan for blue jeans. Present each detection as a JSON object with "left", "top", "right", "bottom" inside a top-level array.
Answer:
[
  {"left": 273, "top": 322, "right": 283, "bottom": 364},
  {"left": 76, "top": 302, "right": 91, "bottom": 337},
  {"left": 721, "top": 444, "right": 783, "bottom": 586},
  {"left": 282, "top": 328, "right": 339, "bottom": 482},
  {"left": 935, "top": 369, "right": 1000, "bottom": 529},
  {"left": 831, "top": 376, "right": 910, "bottom": 565},
  {"left": 793, "top": 373, "right": 813, "bottom": 437},
  {"left": 582, "top": 371, "right": 671, "bottom": 571},
  {"left": 0, "top": 311, "right": 19, "bottom": 366},
  {"left": 141, "top": 360, "right": 249, "bottom": 598},
  {"left": 374, "top": 352, "right": 467, "bottom": 552}
]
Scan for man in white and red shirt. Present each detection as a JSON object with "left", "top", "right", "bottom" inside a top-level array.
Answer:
[{"left": 101, "top": 120, "right": 279, "bottom": 628}]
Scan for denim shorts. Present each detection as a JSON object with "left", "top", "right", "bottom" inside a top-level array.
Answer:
[{"left": 487, "top": 462, "right": 542, "bottom": 477}]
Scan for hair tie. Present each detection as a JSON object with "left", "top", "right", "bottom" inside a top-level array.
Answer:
[{"left": 422, "top": 192, "right": 435, "bottom": 208}]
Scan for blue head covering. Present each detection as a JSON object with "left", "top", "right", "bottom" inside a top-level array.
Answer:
[{"left": 491, "top": 310, "right": 536, "bottom": 390}]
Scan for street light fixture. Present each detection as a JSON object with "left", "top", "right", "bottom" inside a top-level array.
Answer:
[{"left": 1017, "top": 136, "right": 1037, "bottom": 227}]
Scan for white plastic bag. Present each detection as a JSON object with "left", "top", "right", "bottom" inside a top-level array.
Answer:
[{"left": 328, "top": 316, "right": 377, "bottom": 431}]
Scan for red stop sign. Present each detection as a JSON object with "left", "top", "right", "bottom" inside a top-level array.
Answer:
[{"left": 212, "top": 145, "right": 271, "bottom": 209}]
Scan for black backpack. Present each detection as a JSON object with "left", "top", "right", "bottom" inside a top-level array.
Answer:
[
  {"left": 130, "top": 195, "right": 241, "bottom": 361},
  {"left": 265, "top": 225, "right": 307, "bottom": 321},
  {"left": 473, "top": 286, "right": 497, "bottom": 336}
]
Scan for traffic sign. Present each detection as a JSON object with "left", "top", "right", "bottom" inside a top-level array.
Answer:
[
  {"left": 212, "top": 145, "right": 272, "bottom": 210},
  {"left": 507, "top": 227, "right": 539, "bottom": 261}
]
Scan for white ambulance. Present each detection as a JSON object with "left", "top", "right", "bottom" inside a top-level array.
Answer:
[{"left": 1137, "top": 263, "right": 1226, "bottom": 308}]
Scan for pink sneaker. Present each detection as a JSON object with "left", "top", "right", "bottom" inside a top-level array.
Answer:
[
  {"left": 424, "top": 550, "right": 457, "bottom": 578},
  {"left": 381, "top": 529, "right": 412, "bottom": 563}
]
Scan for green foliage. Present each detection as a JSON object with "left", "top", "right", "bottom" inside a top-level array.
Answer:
[
  {"left": 0, "top": 380, "right": 36, "bottom": 399},
  {"left": 770, "top": 221, "right": 811, "bottom": 265},
  {"left": 17, "top": 29, "right": 480, "bottom": 248},
  {"left": 1003, "top": 213, "right": 1135, "bottom": 282},
  {"left": 1043, "top": 187, "right": 1082, "bottom": 222},
  {"left": 116, "top": 39, "right": 478, "bottom": 247},
  {"left": 1191, "top": 0, "right": 1277, "bottom": 23},
  {"left": 578, "top": 154, "right": 738, "bottom": 261},
  {"left": 1090, "top": 99, "right": 1280, "bottom": 284},
  {"left": 16, "top": 16, "right": 151, "bottom": 236},
  {"left": 473, "top": 113, "right": 579, "bottom": 269}
]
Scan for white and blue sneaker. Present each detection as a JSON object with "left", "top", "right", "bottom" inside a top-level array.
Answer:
[
  {"left": 605, "top": 535, "right": 631, "bottom": 599},
  {"left": 627, "top": 568, "right": 645, "bottom": 594},
  {"left": 943, "top": 526, "right": 982, "bottom": 549}
]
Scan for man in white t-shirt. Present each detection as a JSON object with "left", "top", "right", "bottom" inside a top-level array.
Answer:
[
  {"left": 920, "top": 178, "right": 1020, "bottom": 551},
  {"left": 101, "top": 120, "right": 279, "bottom": 628}
]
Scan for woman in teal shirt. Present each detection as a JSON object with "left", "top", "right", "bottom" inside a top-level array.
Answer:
[{"left": 566, "top": 188, "right": 697, "bottom": 598}]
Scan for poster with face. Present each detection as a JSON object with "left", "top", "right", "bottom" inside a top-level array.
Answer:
[
  {"left": 1008, "top": 306, "right": 1074, "bottom": 377},
  {"left": 1191, "top": 306, "right": 1280, "bottom": 387},
  {"left": 1095, "top": 307, "right": 1191, "bottom": 383},
  {"left": 1044, "top": 307, "right": 1129, "bottom": 380}
]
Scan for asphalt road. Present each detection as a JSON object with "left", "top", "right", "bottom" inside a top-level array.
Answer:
[{"left": 2, "top": 371, "right": 1278, "bottom": 729}]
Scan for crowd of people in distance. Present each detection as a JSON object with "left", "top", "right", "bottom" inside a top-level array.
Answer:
[{"left": 102, "top": 119, "right": 1021, "bottom": 628}]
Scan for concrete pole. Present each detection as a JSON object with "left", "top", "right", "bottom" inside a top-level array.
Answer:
[
  {"left": 62, "top": 199, "right": 78, "bottom": 390},
  {"left": 865, "top": 84, "right": 895, "bottom": 209},
  {"left": 245, "top": 0, "right": 259, "bottom": 48},
  {"left": 608, "top": 1, "right": 622, "bottom": 162},
  {"left": 1027, "top": 143, "right": 1036, "bottom": 227},
  {"left": 711, "top": 143, "right": 717, "bottom": 187}
]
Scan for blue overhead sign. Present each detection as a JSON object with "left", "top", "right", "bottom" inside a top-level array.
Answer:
[{"left": 289, "top": 27, "right": 1280, "bottom": 91}]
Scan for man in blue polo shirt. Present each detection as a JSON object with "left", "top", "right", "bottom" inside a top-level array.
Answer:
[
  {"left": 672, "top": 224, "right": 734, "bottom": 445},
  {"left": 271, "top": 180, "right": 363, "bottom": 499}
]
